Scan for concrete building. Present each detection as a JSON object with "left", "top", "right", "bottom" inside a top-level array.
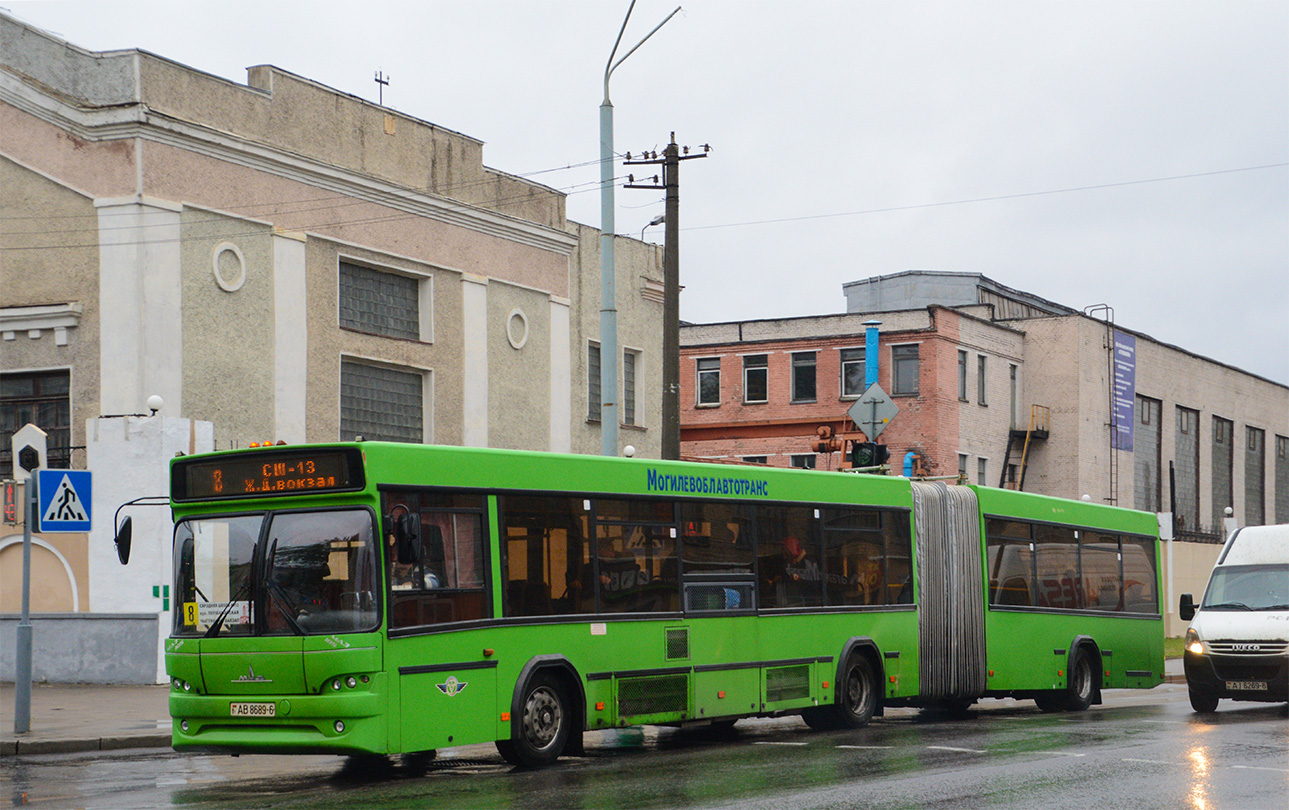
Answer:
[
  {"left": 681, "top": 271, "right": 1289, "bottom": 542},
  {"left": 0, "top": 13, "right": 663, "bottom": 634}
]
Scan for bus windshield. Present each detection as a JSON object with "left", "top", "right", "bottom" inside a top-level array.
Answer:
[
  {"left": 173, "top": 509, "right": 379, "bottom": 637},
  {"left": 1201, "top": 564, "right": 1289, "bottom": 612}
]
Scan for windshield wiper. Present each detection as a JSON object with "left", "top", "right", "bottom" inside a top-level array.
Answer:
[
  {"left": 1204, "top": 601, "right": 1253, "bottom": 611},
  {"left": 205, "top": 579, "right": 252, "bottom": 637}
]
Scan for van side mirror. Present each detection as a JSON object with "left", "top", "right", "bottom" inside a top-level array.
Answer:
[
  {"left": 395, "top": 513, "right": 422, "bottom": 566},
  {"left": 1179, "top": 593, "right": 1196, "bottom": 622},
  {"left": 113, "top": 516, "right": 133, "bottom": 565}
]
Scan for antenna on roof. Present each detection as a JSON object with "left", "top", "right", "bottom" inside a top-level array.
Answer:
[{"left": 374, "top": 70, "right": 390, "bottom": 105}]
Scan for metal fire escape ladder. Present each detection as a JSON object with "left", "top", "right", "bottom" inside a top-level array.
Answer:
[{"left": 999, "top": 405, "right": 1050, "bottom": 491}]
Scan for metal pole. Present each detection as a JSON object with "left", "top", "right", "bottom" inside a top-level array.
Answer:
[
  {"left": 599, "top": 2, "right": 681, "bottom": 458},
  {"left": 599, "top": 96, "right": 619, "bottom": 457},
  {"left": 14, "top": 478, "right": 35, "bottom": 733}
]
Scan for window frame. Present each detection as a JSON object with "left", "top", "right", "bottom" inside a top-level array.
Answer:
[
  {"left": 790, "top": 351, "right": 817, "bottom": 404},
  {"left": 839, "top": 347, "right": 865, "bottom": 399},
  {"left": 339, "top": 356, "right": 431, "bottom": 444},
  {"left": 742, "top": 354, "right": 769, "bottom": 404},
  {"left": 890, "top": 344, "right": 920, "bottom": 397},
  {"left": 695, "top": 357, "right": 721, "bottom": 407}
]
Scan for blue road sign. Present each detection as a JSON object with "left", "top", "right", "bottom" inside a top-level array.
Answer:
[{"left": 37, "top": 469, "right": 93, "bottom": 533}]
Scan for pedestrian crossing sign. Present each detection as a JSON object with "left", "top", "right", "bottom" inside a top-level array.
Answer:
[{"left": 37, "top": 469, "right": 93, "bottom": 533}]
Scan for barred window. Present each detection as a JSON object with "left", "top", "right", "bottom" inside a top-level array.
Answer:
[
  {"left": 339, "top": 261, "right": 420, "bottom": 340},
  {"left": 587, "top": 343, "right": 601, "bottom": 422},
  {"left": 340, "top": 359, "right": 424, "bottom": 443},
  {"left": 1, "top": 370, "right": 72, "bottom": 471}
]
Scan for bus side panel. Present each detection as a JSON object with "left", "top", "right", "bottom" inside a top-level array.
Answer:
[{"left": 984, "top": 611, "right": 1164, "bottom": 692}]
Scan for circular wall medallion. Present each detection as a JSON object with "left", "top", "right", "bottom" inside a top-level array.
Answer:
[
  {"left": 506, "top": 308, "right": 529, "bottom": 350},
  {"left": 212, "top": 242, "right": 246, "bottom": 292}
]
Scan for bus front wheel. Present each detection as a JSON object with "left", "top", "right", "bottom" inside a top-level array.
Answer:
[
  {"left": 802, "top": 654, "right": 877, "bottom": 730},
  {"left": 497, "top": 673, "right": 571, "bottom": 768}
]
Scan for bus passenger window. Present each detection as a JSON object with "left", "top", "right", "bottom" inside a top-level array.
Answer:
[
  {"left": 498, "top": 496, "right": 591, "bottom": 617},
  {"left": 757, "top": 505, "right": 822, "bottom": 608},
  {"left": 383, "top": 491, "right": 489, "bottom": 629}
]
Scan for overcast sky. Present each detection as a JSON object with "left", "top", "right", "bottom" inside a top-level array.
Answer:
[{"left": 8, "top": 1, "right": 1287, "bottom": 384}]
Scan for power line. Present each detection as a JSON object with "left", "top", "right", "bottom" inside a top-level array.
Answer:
[{"left": 682, "top": 162, "right": 1289, "bottom": 232}]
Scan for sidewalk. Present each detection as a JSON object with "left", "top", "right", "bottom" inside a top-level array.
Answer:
[
  {"left": 0, "top": 659, "right": 1187, "bottom": 757},
  {"left": 0, "top": 682, "right": 171, "bottom": 756}
]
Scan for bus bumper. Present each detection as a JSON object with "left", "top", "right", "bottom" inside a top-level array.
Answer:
[{"left": 169, "top": 691, "right": 386, "bottom": 755}]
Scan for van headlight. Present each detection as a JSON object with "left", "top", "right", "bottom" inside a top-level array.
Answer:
[{"left": 1185, "top": 627, "right": 1206, "bottom": 655}]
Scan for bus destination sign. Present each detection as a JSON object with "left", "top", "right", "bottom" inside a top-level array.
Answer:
[{"left": 173, "top": 448, "right": 365, "bottom": 501}]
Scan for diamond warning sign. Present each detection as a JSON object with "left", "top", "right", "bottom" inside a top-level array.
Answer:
[{"left": 37, "top": 470, "right": 93, "bottom": 533}]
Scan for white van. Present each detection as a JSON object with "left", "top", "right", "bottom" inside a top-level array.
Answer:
[{"left": 1179, "top": 524, "right": 1289, "bottom": 713}]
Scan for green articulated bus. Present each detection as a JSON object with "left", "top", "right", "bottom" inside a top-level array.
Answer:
[{"left": 115, "top": 442, "right": 1164, "bottom": 767}]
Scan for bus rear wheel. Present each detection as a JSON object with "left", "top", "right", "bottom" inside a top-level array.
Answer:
[
  {"left": 805, "top": 653, "right": 878, "bottom": 730},
  {"left": 1036, "top": 648, "right": 1095, "bottom": 713},
  {"left": 496, "top": 673, "right": 570, "bottom": 768}
]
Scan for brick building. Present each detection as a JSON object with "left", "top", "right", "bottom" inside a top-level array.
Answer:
[{"left": 681, "top": 271, "right": 1289, "bottom": 539}]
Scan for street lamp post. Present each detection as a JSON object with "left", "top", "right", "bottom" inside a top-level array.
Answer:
[{"left": 599, "top": 1, "right": 680, "bottom": 457}]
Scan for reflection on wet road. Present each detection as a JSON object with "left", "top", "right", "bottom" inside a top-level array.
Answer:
[{"left": 5, "top": 684, "right": 1286, "bottom": 809}]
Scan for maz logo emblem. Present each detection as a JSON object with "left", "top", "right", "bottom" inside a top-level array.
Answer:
[
  {"left": 234, "top": 666, "right": 273, "bottom": 683},
  {"left": 436, "top": 675, "right": 468, "bottom": 697}
]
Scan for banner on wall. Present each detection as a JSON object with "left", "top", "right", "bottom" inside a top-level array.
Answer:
[{"left": 1112, "top": 331, "right": 1136, "bottom": 451}]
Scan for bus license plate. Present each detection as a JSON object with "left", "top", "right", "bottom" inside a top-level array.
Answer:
[
  {"left": 1225, "top": 681, "right": 1267, "bottom": 691},
  {"left": 230, "top": 702, "right": 276, "bottom": 717}
]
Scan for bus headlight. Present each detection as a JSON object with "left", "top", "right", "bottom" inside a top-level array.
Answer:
[{"left": 1185, "top": 627, "right": 1206, "bottom": 655}]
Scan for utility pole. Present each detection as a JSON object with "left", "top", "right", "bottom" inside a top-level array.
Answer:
[{"left": 626, "top": 134, "right": 709, "bottom": 459}]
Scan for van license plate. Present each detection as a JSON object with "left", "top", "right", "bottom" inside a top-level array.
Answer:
[
  {"left": 1225, "top": 681, "right": 1267, "bottom": 691},
  {"left": 230, "top": 702, "right": 276, "bottom": 717}
]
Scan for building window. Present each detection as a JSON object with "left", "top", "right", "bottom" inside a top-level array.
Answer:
[
  {"left": 1009, "top": 364, "right": 1019, "bottom": 429},
  {"left": 891, "top": 345, "right": 919, "bottom": 396},
  {"left": 339, "top": 261, "right": 422, "bottom": 340},
  {"left": 340, "top": 359, "right": 425, "bottom": 443},
  {"left": 977, "top": 458, "right": 988, "bottom": 486},
  {"left": 742, "top": 456, "right": 768, "bottom": 464},
  {"left": 696, "top": 357, "right": 721, "bottom": 406},
  {"left": 840, "top": 348, "right": 865, "bottom": 398},
  {"left": 743, "top": 354, "right": 768, "bottom": 404},
  {"left": 1246, "top": 426, "right": 1265, "bottom": 526},
  {"left": 623, "top": 349, "right": 638, "bottom": 426},
  {"left": 1276, "top": 435, "right": 1289, "bottom": 524},
  {"left": 977, "top": 355, "right": 987, "bottom": 405},
  {"left": 1212, "top": 416, "right": 1233, "bottom": 530},
  {"left": 1, "top": 370, "right": 72, "bottom": 472},
  {"left": 790, "top": 454, "right": 817, "bottom": 469},
  {"left": 958, "top": 350, "right": 968, "bottom": 401},
  {"left": 958, "top": 453, "right": 968, "bottom": 479},
  {"left": 791, "top": 352, "right": 816, "bottom": 403},
  {"left": 587, "top": 342, "right": 601, "bottom": 423}
]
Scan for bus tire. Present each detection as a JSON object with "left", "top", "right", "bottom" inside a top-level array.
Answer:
[
  {"left": 1188, "top": 688, "right": 1219, "bottom": 714},
  {"left": 1065, "top": 648, "right": 1095, "bottom": 712},
  {"left": 837, "top": 653, "right": 878, "bottom": 728},
  {"left": 496, "top": 672, "right": 571, "bottom": 768}
]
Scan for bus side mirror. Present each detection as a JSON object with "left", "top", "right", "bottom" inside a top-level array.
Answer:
[
  {"left": 113, "top": 516, "right": 133, "bottom": 565},
  {"left": 395, "top": 513, "right": 422, "bottom": 566},
  {"left": 1179, "top": 593, "right": 1196, "bottom": 622}
]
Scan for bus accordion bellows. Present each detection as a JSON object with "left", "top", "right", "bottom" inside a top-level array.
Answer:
[{"left": 117, "top": 442, "right": 1164, "bottom": 767}]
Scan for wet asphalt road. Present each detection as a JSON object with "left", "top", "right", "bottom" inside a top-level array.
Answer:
[{"left": 4, "top": 682, "right": 1286, "bottom": 810}]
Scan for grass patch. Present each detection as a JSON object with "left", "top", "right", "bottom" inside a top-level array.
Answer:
[{"left": 1164, "top": 636, "right": 1186, "bottom": 659}]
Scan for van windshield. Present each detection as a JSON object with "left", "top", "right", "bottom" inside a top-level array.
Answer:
[{"left": 1201, "top": 564, "right": 1289, "bottom": 611}]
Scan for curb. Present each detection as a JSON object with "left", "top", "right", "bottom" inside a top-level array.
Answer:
[{"left": 1, "top": 732, "right": 172, "bottom": 757}]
